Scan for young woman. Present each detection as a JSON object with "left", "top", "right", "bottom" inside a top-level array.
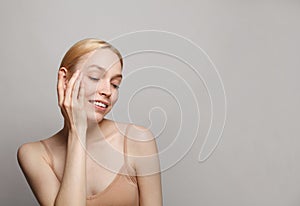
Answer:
[{"left": 17, "top": 38, "right": 163, "bottom": 206}]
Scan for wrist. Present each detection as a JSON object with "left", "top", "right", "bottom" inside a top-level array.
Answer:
[{"left": 68, "top": 130, "right": 86, "bottom": 146}]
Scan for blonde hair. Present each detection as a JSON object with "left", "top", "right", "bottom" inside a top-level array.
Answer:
[{"left": 60, "top": 38, "right": 123, "bottom": 76}]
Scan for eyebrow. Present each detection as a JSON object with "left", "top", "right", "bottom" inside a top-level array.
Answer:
[
  {"left": 88, "top": 64, "right": 123, "bottom": 79},
  {"left": 87, "top": 64, "right": 106, "bottom": 71}
]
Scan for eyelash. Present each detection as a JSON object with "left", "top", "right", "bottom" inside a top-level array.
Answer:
[
  {"left": 88, "top": 77, "right": 120, "bottom": 89},
  {"left": 113, "top": 84, "right": 120, "bottom": 89},
  {"left": 89, "top": 77, "right": 99, "bottom": 81}
]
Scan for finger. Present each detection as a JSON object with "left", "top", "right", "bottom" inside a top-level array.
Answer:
[
  {"left": 78, "top": 78, "right": 85, "bottom": 105},
  {"left": 57, "top": 70, "right": 65, "bottom": 107},
  {"left": 72, "top": 72, "right": 83, "bottom": 104},
  {"left": 64, "top": 70, "right": 80, "bottom": 107}
]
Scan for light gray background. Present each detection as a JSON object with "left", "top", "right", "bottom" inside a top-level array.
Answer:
[{"left": 1, "top": 1, "right": 300, "bottom": 205}]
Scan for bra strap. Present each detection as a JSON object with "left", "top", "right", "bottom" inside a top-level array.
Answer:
[
  {"left": 123, "top": 124, "right": 131, "bottom": 165},
  {"left": 39, "top": 140, "right": 62, "bottom": 182},
  {"left": 39, "top": 140, "right": 54, "bottom": 169},
  {"left": 123, "top": 124, "right": 138, "bottom": 181}
]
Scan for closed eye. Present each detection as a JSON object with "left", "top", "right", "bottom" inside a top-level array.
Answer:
[
  {"left": 112, "top": 84, "right": 120, "bottom": 89},
  {"left": 89, "top": 76, "right": 120, "bottom": 89},
  {"left": 89, "top": 77, "right": 100, "bottom": 81}
]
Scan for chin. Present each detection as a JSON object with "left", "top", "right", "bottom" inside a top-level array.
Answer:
[
  {"left": 86, "top": 112, "right": 107, "bottom": 124},
  {"left": 85, "top": 104, "right": 112, "bottom": 123}
]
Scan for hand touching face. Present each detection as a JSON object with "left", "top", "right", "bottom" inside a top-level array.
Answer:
[{"left": 74, "top": 48, "right": 123, "bottom": 123}]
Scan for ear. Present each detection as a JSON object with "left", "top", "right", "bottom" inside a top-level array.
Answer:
[
  {"left": 60, "top": 66, "right": 69, "bottom": 76},
  {"left": 59, "top": 67, "right": 69, "bottom": 89}
]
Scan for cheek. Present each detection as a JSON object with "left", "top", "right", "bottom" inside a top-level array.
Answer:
[
  {"left": 111, "top": 91, "right": 119, "bottom": 104},
  {"left": 82, "top": 78, "right": 97, "bottom": 95}
]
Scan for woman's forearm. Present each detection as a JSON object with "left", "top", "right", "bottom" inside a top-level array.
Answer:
[{"left": 54, "top": 131, "right": 86, "bottom": 206}]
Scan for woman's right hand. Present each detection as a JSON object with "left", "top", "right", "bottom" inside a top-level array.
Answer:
[{"left": 57, "top": 68, "right": 87, "bottom": 143}]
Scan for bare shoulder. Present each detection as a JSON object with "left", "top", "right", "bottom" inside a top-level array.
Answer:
[
  {"left": 17, "top": 135, "right": 57, "bottom": 168},
  {"left": 104, "top": 119, "right": 158, "bottom": 156},
  {"left": 127, "top": 123, "right": 155, "bottom": 140},
  {"left": 126, "top": 123, "right": 158, "bottom": 156},
  {"left": 17, "top": 137, "right": 62, "bottom": 205},
  {"left": 17, "top": 141, "right": 49, "bottom": 163},
  {"left": 17, "top": 141, "right": 43, "bottom": 163},
  {"left": 125, "top": 124, "right": 160, "bottom": 176},
  {"left": 17, "top": 141, "right": 48, "bottom": 181}
]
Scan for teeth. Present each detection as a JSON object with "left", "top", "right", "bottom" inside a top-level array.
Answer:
[{"left": 93, "top": 101, "right": 107, "bottom": 108}]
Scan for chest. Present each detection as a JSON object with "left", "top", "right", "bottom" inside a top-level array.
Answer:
[{"left": 51, "top": 141, "right": 128, "bottom": 196}]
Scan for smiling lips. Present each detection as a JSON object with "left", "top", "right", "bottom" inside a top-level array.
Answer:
[{"left": 89, "top": 100, "right": 109, "bottom": 110}]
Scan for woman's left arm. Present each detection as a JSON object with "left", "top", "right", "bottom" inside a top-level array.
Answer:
[
  {"left": 137, "top": 166, "right": 163, "bottom": 206},
  {"left": 128, "top": 125, "right": 163, "bottom": 206}
]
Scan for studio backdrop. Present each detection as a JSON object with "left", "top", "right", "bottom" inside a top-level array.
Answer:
[{"left": 1, "top": 1, "right": 300, "bottom": 205}]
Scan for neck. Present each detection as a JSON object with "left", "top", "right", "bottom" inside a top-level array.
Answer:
[{"left": 61, "top": 118, "right": 109, "bottom": 143}]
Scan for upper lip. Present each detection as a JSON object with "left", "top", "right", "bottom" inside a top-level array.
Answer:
[{"left": 89, "top": 99, "right": 110, "bottom": 106}]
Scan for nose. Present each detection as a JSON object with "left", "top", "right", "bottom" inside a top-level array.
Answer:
[{"left": 98, "top": 80, "right": 112, "bottom": 97}]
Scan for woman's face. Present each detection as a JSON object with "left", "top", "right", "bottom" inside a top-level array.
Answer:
[{"left": 74, "top": 48, "right": 122, "bottom": 123}]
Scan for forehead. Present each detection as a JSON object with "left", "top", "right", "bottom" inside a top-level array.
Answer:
[{"left": 79, "top": 48, "right": 122, "bottom": 73}]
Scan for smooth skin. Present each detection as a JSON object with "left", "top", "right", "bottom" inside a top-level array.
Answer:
[{"left": 17, "top": 49, "right": 163, "bottom": 206}]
